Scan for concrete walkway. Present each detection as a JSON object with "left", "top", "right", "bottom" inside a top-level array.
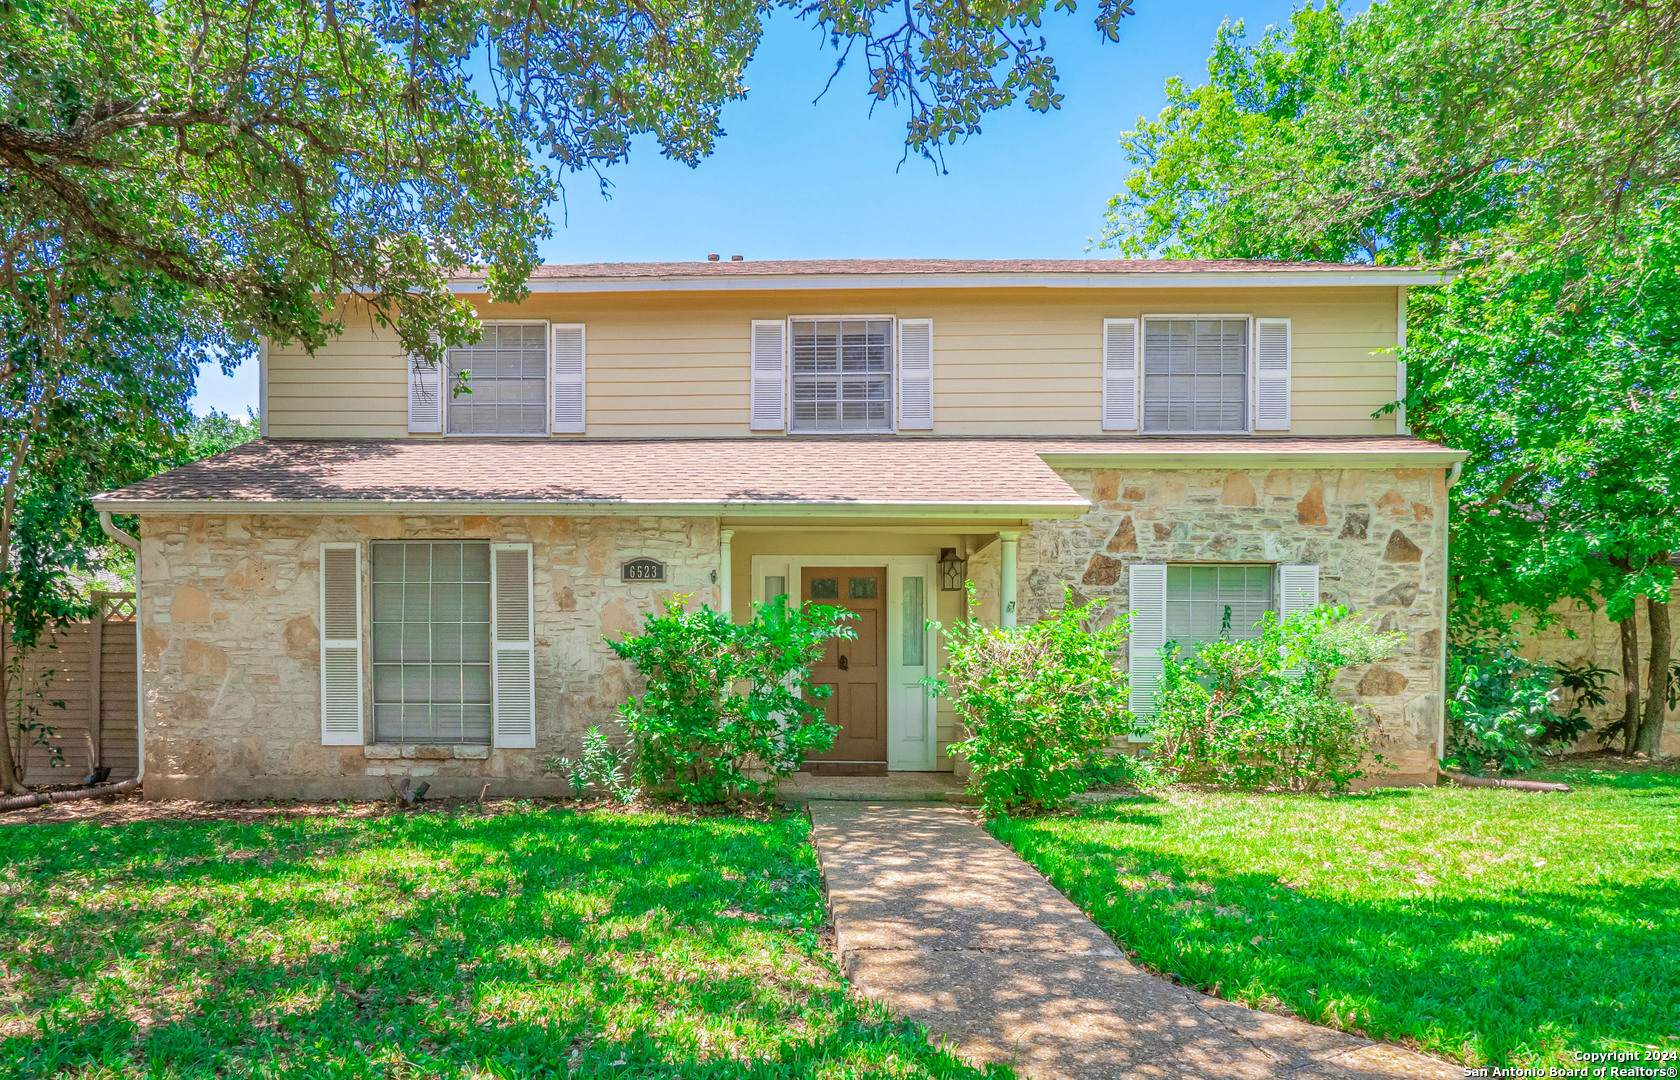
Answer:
[{"left": 809, "top": 803, "right": 1460, "bottom": 1080}]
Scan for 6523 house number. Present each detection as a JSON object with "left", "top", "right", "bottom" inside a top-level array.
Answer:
[{"left": 620, "top": 558, "right": 666, "bottom": 582}]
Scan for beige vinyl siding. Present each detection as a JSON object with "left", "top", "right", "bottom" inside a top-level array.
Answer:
[{"left": 265, "top": 286, "right": 1401, "bottom": 439}]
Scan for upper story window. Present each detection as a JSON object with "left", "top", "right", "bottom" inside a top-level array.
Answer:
[
  {"left": 790, "top": 318, "right": 894, "bottom": 433},
  {"left": 446, "top": 323, "right": 549, "bottom": 436},
  {"left": 1142, "top": 317, "right": 1249, "bottom": 434}
]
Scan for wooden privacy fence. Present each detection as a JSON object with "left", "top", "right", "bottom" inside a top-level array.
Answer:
[{"left": 9, "top": 591, "right": 139, "bottom": 786}]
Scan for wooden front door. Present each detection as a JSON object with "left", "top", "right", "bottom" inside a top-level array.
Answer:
[{"left": 803, "top": 567, "right": 889, "bottom": 773}]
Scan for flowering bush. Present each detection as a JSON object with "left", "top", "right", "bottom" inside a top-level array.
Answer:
[
  {"left": 610, "top": 596, "right": 854, "bottom": 803},
  {"left": 1152, "top": 606, "right": 1400, "bottom": 793},
  {"left": 932, "top": 587, "right": 1131, "bottom": 815}
]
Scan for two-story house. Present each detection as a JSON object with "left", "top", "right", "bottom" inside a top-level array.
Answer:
[{"left": 92, "top": 259, "right": 1463, "bottom": 800}]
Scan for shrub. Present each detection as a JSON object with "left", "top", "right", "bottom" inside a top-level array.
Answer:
[
  {"left": 545, "top": 725, "right": 634, "bottom": 803},
  {"left": 1443, "top": 632, "right": 1600, "bottom": 775},
  {"left": 932, "top": 587, "right": 1131, "bottom": 815},
  {"left": 610, "top": 596, "right": 855, "bottom": 803},
  {"left": 1151, "top": 606, "right": 1401, "bottom": 793}
]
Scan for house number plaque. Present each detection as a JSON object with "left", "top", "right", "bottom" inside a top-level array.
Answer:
[{"left": 621, "top": 557, "right": 666, "bottom": 582}]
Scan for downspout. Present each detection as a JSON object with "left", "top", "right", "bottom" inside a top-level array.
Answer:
[
  {"left": 98, "top": 512, "right": 143, "bottom": 784},
  {"left": 1438, "top": 461, "right": 1462, "bottom": 764}
]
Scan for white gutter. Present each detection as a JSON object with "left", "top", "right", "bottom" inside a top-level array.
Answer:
[
  {"left": 452, "top": 270, "right": 1451, "bottom": 295},
  {"left": 1036, "top": 448, "right": 1468, "bottom": 469},
  {"left": 98, "top": 512, "right": 143, "bottom": 785},
  {"left": 88, "top": 496, "right": 1094, "bottom": 520}
]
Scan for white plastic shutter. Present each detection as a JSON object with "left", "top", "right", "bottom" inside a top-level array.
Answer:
[
  {"left": 1278, "top": 564, "right": 1320, "bottom": 620},
  {"left": 750, "top": 320, "right": 787, "bottom": 431},
  {"left": 1254, "top": 318, "right": 1292, "bottom": 430},
  {"left": 407, "top": 355, "right": 443, "bottom": 433},
  {"left": 319, "top": 543, "right": 364, "bottom": 745},
  {"left": 896, "top": 318, "right": 934, "bottom": 430},
  {"left": 551, "top": 324, "right": 586, "bottom": 433},
  {"left": 1126, "top": 563, "right": 1167, "bottom": 741},
  {"left": 491, "top": 543, "right": 536, "bottom": 749},
  {"left": 1102, "top": 318, "right": 1140, "bottom": 431},
  {"left": 1277, "top": 563, "right": 1319, "bottom": 677}
]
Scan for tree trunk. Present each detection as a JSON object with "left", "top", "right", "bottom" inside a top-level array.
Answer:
[
  {"left": 0, "top": 637, "right": 19, "bottom": 794},
  {"left": 1620, "top": 614, "right": 1641, "bottom": 754},
  {"left": 1636, "top": 584, "right": 1672, "bottom": 758}
]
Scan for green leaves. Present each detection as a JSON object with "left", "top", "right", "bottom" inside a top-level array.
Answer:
[
  {"left": 607, "top": 595, "right": 855, "bottom": 803},
  {"left": 934, "top": 585, "right": 1131, "bottom": 815},
  {"left": 1151, "top": 606, "right": 1400, "bottom": 793}
]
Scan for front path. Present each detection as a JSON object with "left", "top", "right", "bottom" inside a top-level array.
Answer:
[{"left": 808, "top": 802, "right": 1459, "bottom": 1080}]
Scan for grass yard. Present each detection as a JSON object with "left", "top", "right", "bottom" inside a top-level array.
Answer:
[
  {"left": 0, "top": 800, "right": 1003, "bottom": 1079},
  {"left": 991, "top": 762, "right": 1680, "bottom": 1070}
]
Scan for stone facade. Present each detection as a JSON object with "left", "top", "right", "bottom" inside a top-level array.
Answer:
[
  {"left": 138, "top": 512, "right": 718, "bottom": 799},
  {"left": 1013, "top": 465, "right": 1451, "bottom": 784}
]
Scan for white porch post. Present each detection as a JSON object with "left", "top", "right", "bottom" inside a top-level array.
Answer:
[
  {"left": 719, "top": 528, "right": 735, "bottom": 616},
  {"left": 999, "top": 530, "right": 1021, "bottom": 628}
]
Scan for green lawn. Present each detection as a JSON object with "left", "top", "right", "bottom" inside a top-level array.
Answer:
[
  {"left": 1, "top": 802, "right": 1002, "bottom": 1079},
  {"left": 991, "top": 763, "right": 1680, "bottom": 1069}
]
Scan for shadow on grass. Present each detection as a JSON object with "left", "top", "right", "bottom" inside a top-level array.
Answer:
[
  {"left": 2, "top": 807, "right": 1008, "bottom": 1079},
  {"left": 993, "top": 785, "right": 1680, "bottom": 1068}
]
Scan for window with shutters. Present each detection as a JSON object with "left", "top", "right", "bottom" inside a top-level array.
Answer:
[
  {"left": 790, "top": 318, "right": 894, "bottom": 432},
  {"left": 445, "top": 323, "right": 549, "bottom": 435},
  {"left": 1142, "top": 317, "right": 1249, "bottom": 433},
  {"left": 370, "top": 541, "right": 493, "bottom": 745},
  {"left": 1164, "top": 564, "right": 1273, "bottom": 655}
]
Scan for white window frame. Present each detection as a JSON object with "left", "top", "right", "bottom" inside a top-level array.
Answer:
[
  {"left": 367, "top": 538, "right": 498, "bottom": 747},
  {"left": 442, "top": 319, "right": 552, "bottom": 438},
  {"left": 1138, "top": 313, "right": 1254, "bottom": 436},
  {"left": 1163, "top": 562, "right": 1277, "bottom": 652},
  {"left": 784, "top": 314, "right": 899, "bottom": 435}
]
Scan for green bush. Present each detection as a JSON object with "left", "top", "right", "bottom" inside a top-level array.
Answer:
[
  {"left": 1152, "top": 606, "right": 1401, "bottom": 793},
  {"left": 609, "top": 595, "right": 855, "bottom": 803},
  {"left": 932, "top": 587, "right": 1131, "bottom": 815},
  {"left": 1443, "top": 630, "right": 1602, "bottom": 775}
]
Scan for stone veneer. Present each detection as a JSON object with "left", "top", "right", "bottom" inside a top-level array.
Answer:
[
  {"left": 138, "top": 513, "right": 718, "bottom": 800},
  {"left": 1013, "top": 465, "right": 1451, "bottom": 784}
]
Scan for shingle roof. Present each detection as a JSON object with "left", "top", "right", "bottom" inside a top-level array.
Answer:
[
  {"left": 509, "top": 259, "right": 1415, "bottom": 279},
  {"left": 92, "top": 436, "right": 1462, "bottom": 515}
]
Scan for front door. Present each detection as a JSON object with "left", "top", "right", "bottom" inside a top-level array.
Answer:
[{"left": 803, "top": 567, "right": 888, "bottom": 773}]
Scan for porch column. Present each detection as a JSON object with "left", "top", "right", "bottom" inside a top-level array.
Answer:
[
  {"left": 719, "top": 528, "right": 735, "bottom": 616},
  {"left": 998, "top": 530, "right": 1021, "bottom": 627}
]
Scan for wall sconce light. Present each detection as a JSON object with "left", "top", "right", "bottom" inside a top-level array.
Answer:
[{"left": 939, "top": 547, "right": 967, "bottom": 592}]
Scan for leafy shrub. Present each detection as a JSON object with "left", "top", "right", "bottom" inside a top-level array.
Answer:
[
  {"left": 1152, "top": 606, "right": 1401, "bottom": 793},
  {"left": 545, "top": 725, "right": 634, "bottom": 803},
  {"left": 610, "top": 596, "right": 855, "bottom": 803},
  {"left": 932, "top": 587, "right": 1131, "bottom": 815},
  {"left": 1444, "top": 635, "right": 1596, "bottom": 775}
]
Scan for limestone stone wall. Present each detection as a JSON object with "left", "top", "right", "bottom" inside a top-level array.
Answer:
[
  {"left": 138, "top": 512, "right": 718, "bottom": 799},
  {"left": 1517, "top": 582, "right": 1680, "bottom": 756},
  {"left": 1013, "top": 465, "right": 1451, "bottom": 784}
]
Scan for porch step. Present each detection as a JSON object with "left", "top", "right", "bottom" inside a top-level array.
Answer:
[{"left": 778, "top": 773, "right": 975, "bottom": 805}]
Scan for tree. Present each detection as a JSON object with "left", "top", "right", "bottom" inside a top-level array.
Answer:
[
  {"left": 4, "top": 0, "right": 1139, "bottom": 371},
  {"left": 1105, "top": 0, "right": 1680, "bottom": 266},
  {"left": 0, "top": 261, "right": 216, "bottom": 791},
  {"left": 1104, "top": 0, "right": 1680, "bottom": 756}
]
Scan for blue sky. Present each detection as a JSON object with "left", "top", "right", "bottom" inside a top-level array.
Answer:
[{"left": 192, "top": 0, "right": 1303, "bottom": 416}]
